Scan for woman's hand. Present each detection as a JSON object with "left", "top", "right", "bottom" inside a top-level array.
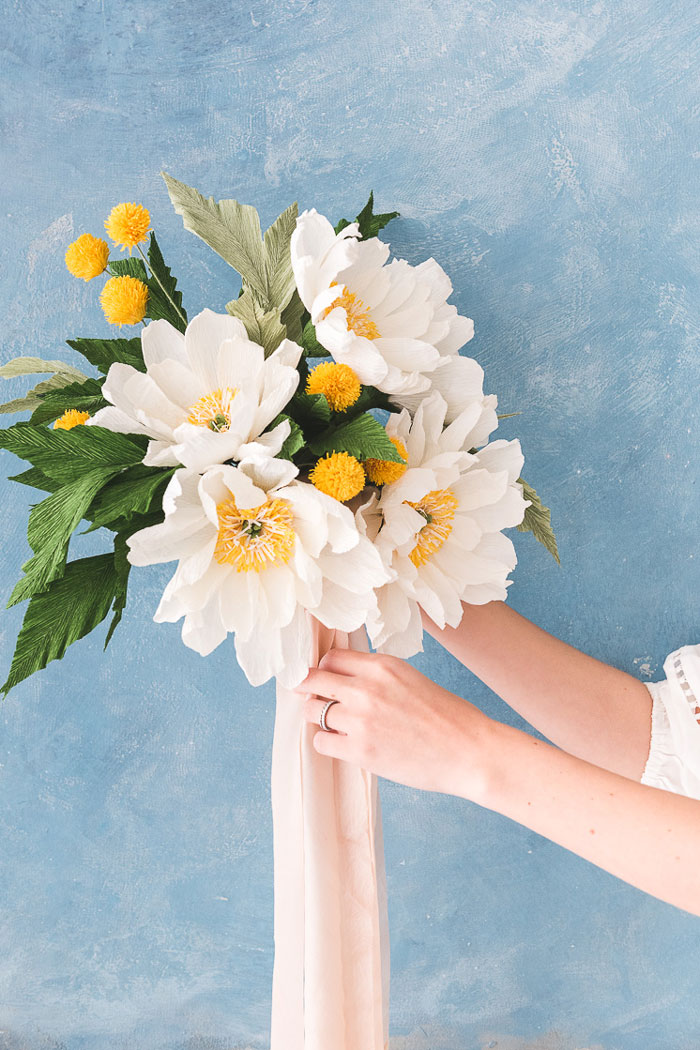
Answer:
[{"left": 293, "top": 647, "right": 497, "bottom": 802}]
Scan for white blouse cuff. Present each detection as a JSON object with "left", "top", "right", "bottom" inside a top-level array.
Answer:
[{"left": 640, "top": 681, "right": 688, "bottom": 791}]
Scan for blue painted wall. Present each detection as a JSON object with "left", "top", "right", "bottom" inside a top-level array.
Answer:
[{"left": 2, "top": 1, "right": 700, "bottom": 1047}]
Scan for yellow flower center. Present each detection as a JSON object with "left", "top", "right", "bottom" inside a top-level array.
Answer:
[
  {"left": 365, "top": 437, "right": 408, "bottom": 486},
  {"left": 309, "top": 451, "right": 366, "bottom": 502},
  {"left": 186, "top": 387, "right": 238, "bottom": 432},
  {"left": 323, "top": 283, "right": 380, "bottom": 340},
  {"left": 305, "top": 362, "right": 361, "bottom": 411},
  {"left": 99, "top": 274, "right": 149, "bottom": 327},
  {"left": 214, "top": 496, "right": 295, "bottom": 572},
  {"left": 405, "top": 488, "right": 458, "bottom": 567},
  {"left": 53, "top": 409, "right": 91, "bottom": 431},
  {"left": 64, "top": 233, "right": 109, "bottom": 282},
  {"left": 104, "top": 201, "right": 152, "bottom": 253}
]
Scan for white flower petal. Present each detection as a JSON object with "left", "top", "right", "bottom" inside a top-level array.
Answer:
[{"left": 141, "top": 318, "right": 188, "bottom": 370}]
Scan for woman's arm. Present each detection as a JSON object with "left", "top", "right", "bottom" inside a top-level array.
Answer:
[
  {"left": 421, "top": 601, "right": 652, "bottom": 781},
  {"left": 297, "top": 649, "right": 700, "bottom": 918}
]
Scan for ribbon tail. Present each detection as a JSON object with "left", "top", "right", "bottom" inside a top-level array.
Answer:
[{"left": 270, "top": 615, "right": 390, "bottom": 1049}]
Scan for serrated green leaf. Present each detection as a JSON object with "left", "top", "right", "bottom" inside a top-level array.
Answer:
[
  {"left": 105, "top": 533, "right": 131, "bottom": 647},
  {"left": 280, "top": 290, "right": 305, "bottom": 344},
  {"left": 516, "top": 478, "right": 560, "bottom": 565},
  {"left": 263, "top": 201, "right": 298, "bottom": 311},
  {"left": 66, "top": 336, "right": 146, "bottom": 374},
  {"left": 334, "top": 192, "right": 399, "bottom": 240},
  {"left": 300, "top": 320, "right": 330, "bottom": 357},
  {"left": 0, "top": 421, "right": 145, "bottom": 484},
  {"left": 0, "top": 369, "right": 92, "bottom": 415},
  {"left": 84, "top": 464, "right": 175, "bottom": 532},
  {"left": 110, "top": 256, "right": 148, "bottom": 280},
  {"left": 344, "top": 384, "right": 392, "bottom": 417},
  {"left": 144, "top": 230, "right": 188, "bottom": 333},
  {"left": 265, "top": 414, "right": 305, "bottom": 462},
  {"left": 8, "top": 469, "right": 119, "bottom": 608},
  {"left": 8, "top": 467, "right": 60, "bottom": 493},
  {"left": 225, "top": 289, "right": 286, "bottom": 356},
  {"left": 1, "top": 553, "right": 122, "bottom": 697},
  {"left": 0, "top": 357, "right": 87, "bottom": 381},
  {"left": 287, "top": 388, "right": 331, "bottom": 429},
  {"left": 161, "top": 172, "right": 269, "bottom": 303},
  {"left": 29, "top": 378, "right": 106, "bottom": 426},
  {"left": 309, "top": 413, "right": 404, "bottom": 462}
]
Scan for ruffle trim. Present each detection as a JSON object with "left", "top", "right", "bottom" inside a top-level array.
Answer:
[{"left": 640, "top": 681, "right": 688, "bottom": 790}]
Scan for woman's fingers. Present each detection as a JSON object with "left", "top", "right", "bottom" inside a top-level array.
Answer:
[
  {"left": 294, "top": 667, "right": 365, "bottom": 705},
  {"left": 302, "top": 696, "right": 348, "bottom": 734}
]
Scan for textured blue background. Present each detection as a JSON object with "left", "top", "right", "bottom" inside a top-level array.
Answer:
[{"left": 2, "top": 1, "right": 700, "bottom": 1047}]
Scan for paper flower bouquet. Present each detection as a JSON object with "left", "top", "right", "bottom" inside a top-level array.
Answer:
[{"left": 0, "top": 174, "right": 557, "bottom": 697}]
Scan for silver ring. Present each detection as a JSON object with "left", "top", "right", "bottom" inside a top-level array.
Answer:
[{"left": 319, "top": 699, "right": 340, "bottom": 733}]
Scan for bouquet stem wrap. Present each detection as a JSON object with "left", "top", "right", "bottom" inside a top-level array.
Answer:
[{"left": 270, "top": 615, "right": 390, "bottom": 1049}]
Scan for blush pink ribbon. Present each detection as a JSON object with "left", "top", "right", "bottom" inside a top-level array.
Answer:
[{"left": 270, "top": 616, "right": 390, "bottom": 1049}]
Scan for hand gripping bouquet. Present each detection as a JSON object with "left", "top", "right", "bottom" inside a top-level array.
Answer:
[{"left": 0, "top": 175, "right": 559, "bottom": 1048}]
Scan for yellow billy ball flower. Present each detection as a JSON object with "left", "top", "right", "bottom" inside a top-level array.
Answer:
[
  {"left": 64, "top": 233, "right": 109, "bottom": 281},
  {"left": 104, "top": 202, "right": 152, "bottom": 253},
  {"left": 364, "top": 436, "right": 408, "bottom": 486},
  {"left": 305, "top": 361, "right": 361, "bottom": 412},
  {"left": 53, "top": 409, "right": 90, "bottom": 431},
  {"left": 309, "top": 451, "right": 366, "bottom": 502},
  {"left": 100, "top": 274, "right": 149, "bottom": 327}
]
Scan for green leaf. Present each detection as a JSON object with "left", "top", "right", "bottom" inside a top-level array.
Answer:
[
  {"left": 300, "top": 320, "right": 330, "bottom": 357},
  {"left": 344, "top": 384, "right": 392, "bottom": 417},
  {"left": 161, "top": 171, "right": 269, "bottom": 303},
  {"left": 29, "top": 378, "right": 107, "bottom": 426},
  {"left": 334, "top": 192, "right": 399, "bottom": 240},
  {"left": 0, "top": 357, "right": 87, "bottom": 381},
  {"left": 516, "top": 478, "right": 561, "bottom": 565},
  {"left": 110, "top": 256, "right": 148, "bottom": 280},
  {"left": 263, "top": 201, "right": 299, "bottom": 312},
  {"left": 144, "top": 230, "right": 188, "bottom": 333},
  {"left": 8, "top": 467, "right": 60, "bottom": 493},
  {"left": 105, "top": 532, "right": 131, "bottom": 647},
  {"left": 0, "top": 421, "right": 145, "bottom": 484},
  {"left": 1, "top": 553, "right": 123, "bottom": 697},
  {"left": 497, "top": 412, "right": 522, "bottom": 420},
  {"left": 309, "top": 413, "right": 404, "bottom": 462},
  {"left": 280, "top": 290, "right": 305, "bottom": 344},
  {"left": 66, "top": 336, "right": 145, "bottom": 374},
  {"left": 84, "top": 464, "right": 175, "bottom": 532},
  {"left": 287, "top": 388, "right": 331, "bottom": 429},
  {"left": 225, "top": 289, "right": 286, "bottom": 356},
  {"left": 265, "top": 414, "right": 305, "bottom": 462},
  {"left": 8, "top": 469, "right": 119, "bottom": 607}
]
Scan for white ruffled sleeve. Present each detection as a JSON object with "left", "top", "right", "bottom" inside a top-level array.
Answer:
[{"left": 641, "top": 645, "right": 700, "bottom": 800}]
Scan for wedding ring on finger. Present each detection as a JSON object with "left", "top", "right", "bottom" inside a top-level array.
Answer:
[{"left": 319, "top": 698, "right": 341, "bottom": 733}]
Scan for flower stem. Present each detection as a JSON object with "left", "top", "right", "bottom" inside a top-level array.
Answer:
[{"left": 135, "top": 243, "right": 188, "bottom": 328}]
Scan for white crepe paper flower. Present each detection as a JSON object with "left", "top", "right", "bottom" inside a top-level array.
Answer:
[
  {"left": 87, "top": 308, "right": 303, "bottom": 472},
  {"left": 357, "top": 391, "right": 530, "bottom": 658},
  {"left": 290, "top": 209, "right": 475, "bottom": 398},
  {"left": 126, "top": 455, "right": 393, "bottom": 688}
]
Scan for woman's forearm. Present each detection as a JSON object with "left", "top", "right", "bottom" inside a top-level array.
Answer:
[
  {"left": 421, "top": 601, "right": 652, "bottom": 780},
  {"left": 476, "top": 718, "right": 700, "bottom": 917}
]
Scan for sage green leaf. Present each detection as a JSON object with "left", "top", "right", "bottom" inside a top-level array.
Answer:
[
  {"left": 263, "top": 201, "right": 298, "bottom": 311},
  {"left": 8, "top": 469, "right": 119, "bottom": 608},
  {"left": 1, "top": 553, "right": 122, "bottom": 697},
  {"left": 161, "top": 171, "right": 269, "bottom": 303},
  {"left": 309, "top": 413, "right": 404, "bottom": 462},
  {"left": 84, "top": 464, "right": 175, "bottom": 532},
  {"left": 66, "top": 336, "right": 145, "bottom": 374},
  {"left": 145, "top": 230, "right": 188, "bottom": 333},
  {"left": 0, "top": 357, "right": 87, "bottom": 381},
  {"left": 281, "top": 290, "right": 306, "bottom": 344},
  {"left": 225, "top": 289, "right": 286, "bottom": 356},
  {"left": 29, "top": 378, "right": 106, "bottom": 426},
  {"left": 516, "top": 478, "right": 560, "bottom": 565},
  {"left": 497, "top": 412, "right": 522, "bottom": 420},
  {"left": 0, "top": 421, "right": 145, "bottom": 484}
]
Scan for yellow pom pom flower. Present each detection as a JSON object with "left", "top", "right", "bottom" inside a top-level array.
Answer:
[
  {"left": 99, "top": 274, "right": 149, "bottom": 327},
  {"left": 104, "top": 202, "right": 152, "bottom": 253},
  {"left": 53, "top": 409, "right": 90, "bottom": 431},
  {"left": 364, "top": 436, "right": 408, "bottom": 486},
  {"left": 309, "top": 451, "right": 366, "bottom": 502},
  {"left": 305, "top": 361, "right": 361, "bottom": 412},
  {"left": 64, "top": 233, "right": 109, "bottom": 281}
]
